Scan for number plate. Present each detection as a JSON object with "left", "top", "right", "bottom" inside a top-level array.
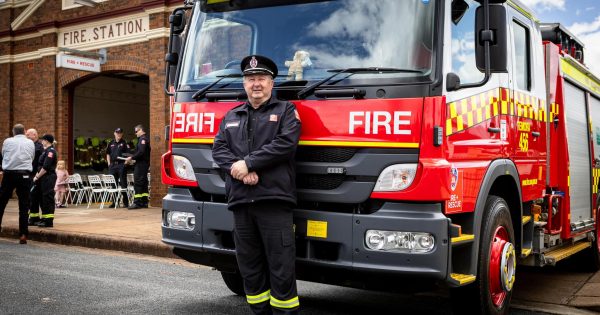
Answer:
[{"left": 306, "top": 220, "right": 328, "bottom": 238}]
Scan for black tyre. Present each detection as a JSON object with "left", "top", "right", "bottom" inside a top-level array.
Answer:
[
  {"left": 221, "top": 270, "right": 245, "bottom": 296},
  {"left": 451, "top": 196, "right": 516, "bottom": 315}
]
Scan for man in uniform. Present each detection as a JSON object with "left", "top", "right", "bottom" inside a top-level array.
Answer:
[
  {"left": 26, "top": 128, "right": 44, "bottom": 225},
  {"left": 212, "top": 55, "right": 302, "bottom": 315},
  {"left": 33, "top": 134, "right": 57, "bottom": 227},
  {"left": 106, "top": 128, "right": 130, "bottom": 208},
  {"left": 126, "top": 125, "right": 151, "bottom": 209},
  {"left": 0, "top": 124, "right": 35, "bottom": 244}
]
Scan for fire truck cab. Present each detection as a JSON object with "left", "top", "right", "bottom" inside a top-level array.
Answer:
[{"left": 161, "top": 0, "right": 600, "bottom": 313}]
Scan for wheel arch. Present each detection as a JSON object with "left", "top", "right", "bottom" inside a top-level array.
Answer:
[{"left": 467, "top": 159, "right": 522, "bottom": 276}]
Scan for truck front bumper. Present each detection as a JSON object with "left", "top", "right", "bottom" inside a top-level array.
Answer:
[{"left": 162, "top": 188, "right": 451, "bottom": 286}]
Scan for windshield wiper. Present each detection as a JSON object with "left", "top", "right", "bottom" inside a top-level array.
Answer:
[
  {"left": 296, "top": 67, "right": 422, "bottom": 99},
  {"left": 192, "top": 73, "right": 243, "bottom": 100}
]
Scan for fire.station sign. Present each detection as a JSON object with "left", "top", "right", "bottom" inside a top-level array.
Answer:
[
  {"left": 58, "top": 16, "right": 149, "bottom": 48},
  {"left": 56, "top": 54, "right": 100, "bottom": 72}
]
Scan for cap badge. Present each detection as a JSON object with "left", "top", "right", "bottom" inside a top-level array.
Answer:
[{"left": 250, "top": 56, "right": 258, "bottom": 68}]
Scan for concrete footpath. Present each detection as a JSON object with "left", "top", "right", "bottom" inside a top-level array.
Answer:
[{"left": 1, "top": 199, "right": 599, "bottom": 314}]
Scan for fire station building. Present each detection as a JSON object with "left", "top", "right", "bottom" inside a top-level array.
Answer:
[{"left": 0, "top": 0, "right": 182, "bottom": 204}]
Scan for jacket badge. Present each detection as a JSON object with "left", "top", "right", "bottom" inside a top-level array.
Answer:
[{"left": 270, "top": 114, "right": 278, "bottom": 122}]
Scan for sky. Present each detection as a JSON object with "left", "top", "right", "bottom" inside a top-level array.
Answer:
[{"left": 520, "top": 0, "right": 600, "bottom": 75}]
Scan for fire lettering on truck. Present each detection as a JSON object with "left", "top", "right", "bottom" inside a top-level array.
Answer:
[
  {"left": 173, "top": 112, "right": 215, "bottom": 133},
  {"left": 349, "top": 111, "right": 412, "bottom": 135}
]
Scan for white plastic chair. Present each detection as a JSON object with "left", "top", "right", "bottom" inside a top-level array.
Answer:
[
  {"left": 87, "top": 175, "right": 106, "bottom": 209},
  {"left": 102, "top": 174, "right": 127, "bottom": 209},
  {"left": 75, "top": 173, "right": 92, "bottom": 205},
  {"left": 67, "top": 175, "right": 84, "bottom": 206}
]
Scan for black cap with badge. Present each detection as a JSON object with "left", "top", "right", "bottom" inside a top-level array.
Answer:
[
  {"left": 240, "top": 55, "right": 278, "bottom": 78},
  {"left": 41, "top": 134, "right": 54, "bottom": 144},
  {"left": 114, "top": 128, "right": 123, "bottom": 133}
]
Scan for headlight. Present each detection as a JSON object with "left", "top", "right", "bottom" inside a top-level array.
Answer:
[
  {"left": 365, "top": 230, "right": 435, "bottom": 253},
  {"left": 373, "top": 164, "right": 417, "bottom": 192},
  {"left": 172, "top": 155, "right": 195, "bottom": 181},
  {"left": 165, "top": 211, "right": 196, "bottom": 230}
]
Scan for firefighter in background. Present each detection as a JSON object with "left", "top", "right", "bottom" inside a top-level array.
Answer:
[
  {"left": 74, "top": 136, "right": 86, "bottom": 168},
  {"left": 212, "top": 55, "right": 302, "bottom": 314},
  {"left": 26, "top": 128, "right": 44, "bottom": 225},
  {"left": 33, "top": 134, "right": 57, "bottom": 227},
  {"left": 106, "top": 128, "right": 130, "bottom": 208},
  {"left": 125, "top": 124, "right": 151, "bottom": 209}
]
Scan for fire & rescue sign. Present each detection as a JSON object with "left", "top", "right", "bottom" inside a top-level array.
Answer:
[{"left": 446, "top": 165, "right": 463, "bottom": 212}]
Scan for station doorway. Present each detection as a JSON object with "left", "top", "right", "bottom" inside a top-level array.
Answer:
[{"left": 71, "top": 71, "right": 149, "bottom": 173}]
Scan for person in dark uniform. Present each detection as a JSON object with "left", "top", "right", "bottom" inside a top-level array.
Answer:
[
  {"left": 26, "top": 128, "right": 44, "bottom": 225},
  {"left": 212, "top": 55, "right": 302, "bottom": 315},
  {"left": 126, "top": 125, "right": 150, "bottom": 209},
  {"left": 0, "top": 124, "right": 35, "bottom": 244},
  {"left": 106, "top": 127, "right": 130, "bottom": 208},
  {"left": 33, "top": 134, "right": 58, "bottom": 227}
]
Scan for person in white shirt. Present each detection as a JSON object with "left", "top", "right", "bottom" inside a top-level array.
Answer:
[{"left": 0, "top": 124, "right": 35, "bottom": 244}]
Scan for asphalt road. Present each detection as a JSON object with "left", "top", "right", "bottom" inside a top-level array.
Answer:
[{"left": 0, "top": 239, "right": 550, "bottom": 315}]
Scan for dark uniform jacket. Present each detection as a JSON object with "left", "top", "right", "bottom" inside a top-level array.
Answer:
[
  {"left": 39, "top": 146, "right": 57, "bottom": 174},
  {"left": 106, "top": 138, "right": 129, "bottom": 165},
  {"left": 131, "top": 134, "right": 150, "bottom": 162},
  {"left": 212, "top": 97, "right": 302, "bottom": 208},
  {"left": 32, "top": 141, "right": 44, "bottom": 174}
]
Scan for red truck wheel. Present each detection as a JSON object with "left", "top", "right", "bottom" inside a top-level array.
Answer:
[{"left": 452, "top": 196, "right": 515, "bottom": 314}]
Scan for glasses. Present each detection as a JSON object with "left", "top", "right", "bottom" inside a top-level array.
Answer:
[{"left": 134, "top": 129, "right": 140, "bottom": 133}]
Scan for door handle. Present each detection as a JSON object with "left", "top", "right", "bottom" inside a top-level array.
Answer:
[
  {"left": 488, "top": 127, "right": 501, "bottom": 133},
  {"left": 532, "top": 131, "right": 540, "bottom": 137}
]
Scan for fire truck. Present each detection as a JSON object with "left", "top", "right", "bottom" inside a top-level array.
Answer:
[{"left": 160, "top": 0, "right": 600, "bottom": 313}]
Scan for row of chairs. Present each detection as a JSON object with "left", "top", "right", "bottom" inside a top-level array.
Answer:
[{"left": 66, "top": 173, "right": 143, "bottom": 209}]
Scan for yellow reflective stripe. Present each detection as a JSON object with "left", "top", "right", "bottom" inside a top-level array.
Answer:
[
  {"left": 270, "top": 296, "right": 300, "bottom": 309},
  {"left": 134, "top": 194, "right": 144, "bottom": 197},
  {"left": 141, "top": 193, "right": 150, "bottom": 197},
  {"left": 41, "top": 214, "right": 55, "bottom": 219},
  {"left": 247, "top": 290, "right": 270, "bottom": 304},
  {"left": 29, "top": 213, "right": 40, "bottom": 218}
]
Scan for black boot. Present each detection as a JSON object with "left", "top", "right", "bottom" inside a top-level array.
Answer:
[
  {"left": 36, "top": 220, "right": 53, "bottom": 228},
  {"left": 128, "top": 203, "right": 143, "bottom": 210},
  {"left": 28, "top": 218, "right": 40, "bottom": 226}
]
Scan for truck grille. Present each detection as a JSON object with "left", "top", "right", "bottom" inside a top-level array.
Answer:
[
  {"left": 219, "top": 170, "right": 344, "bottom": 190},
  {"left": 295, "top": 147, "right": 357, "bottom": 163}
]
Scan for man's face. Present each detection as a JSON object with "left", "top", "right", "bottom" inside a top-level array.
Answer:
[
  {"left": 243, "top": 74, "right": 274, "bottom": 105},
  {"left": 26, "top": 130, "right": 38, "bottom": 141},
  {"left": 114, "top": 132, "right": 123, "bottom": 141}
]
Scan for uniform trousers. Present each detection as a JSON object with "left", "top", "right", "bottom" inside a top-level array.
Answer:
[
  {"left": 37, "top": 173, "right": 56, "bottom": 223},
  {"left": 109, "top": 162, "right": 129, "bottom": 206},
  {"left": 232, "top": 201, "right": 299, "bottom": 315},
  {"left": 133, "top": 161, "right": 149, "bottom": 205},
  {"left": 29, "top": 171, "right": 41, "bottom": 222},
  {"left": 0, "top": 170, "right": 31, "bottom": 236}
]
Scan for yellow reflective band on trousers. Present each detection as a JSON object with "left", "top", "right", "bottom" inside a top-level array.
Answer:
[
  {"left": 134, "top": 193, "right": 150, "bottom": 198},
  {"left": 29, "top": 213, "right": 40, "bottom": 218},
  {"left": 246, "top": 290, "right": 270, "bottom": 304},
  {"left": 270, "top": 296, "right": 300, "bottom": 309},
  {"left": 41, "top": 214, "right": 55, "bottom": 219}
]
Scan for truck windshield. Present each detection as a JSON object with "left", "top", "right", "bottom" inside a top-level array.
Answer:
[{"left": 178, "top": 0, "right": 436, "bottom": 91}]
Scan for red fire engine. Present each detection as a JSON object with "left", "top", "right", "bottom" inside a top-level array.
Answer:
[{"left": 160, "top": 0, "right": 600, "bottom": 313}]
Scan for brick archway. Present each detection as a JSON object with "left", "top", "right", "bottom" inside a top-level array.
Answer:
[
  {"left": 59, "top": 56, "right": 149, "bottom": 88},
  {"left": 56, "top": 56, "right": 151, "bottom": 175}
]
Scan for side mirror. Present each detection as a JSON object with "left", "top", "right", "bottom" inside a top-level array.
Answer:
[
  {"left": 170, "top": 11, "right": 186, "bottom": 35},
  {"left": 475, "top": 4, "right": 508, "bottom": 72}
]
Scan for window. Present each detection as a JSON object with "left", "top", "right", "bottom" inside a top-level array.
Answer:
[
  {"left": 512, "top": 21, "right": 531, "bottom": 90},
  {"left": 62, "top": 0, "right": 106, "bottom": 10},
  {"left": 450, "top": 0, "right": 485, "bottom": 84}
]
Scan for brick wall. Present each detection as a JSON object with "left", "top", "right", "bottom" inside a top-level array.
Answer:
[{"left": 0, "top": 1, "right": 178, "bottom": 206}]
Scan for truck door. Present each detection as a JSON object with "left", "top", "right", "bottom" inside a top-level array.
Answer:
[{"left": 508, "top": 10, "right": 547, "bottom": 202}]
